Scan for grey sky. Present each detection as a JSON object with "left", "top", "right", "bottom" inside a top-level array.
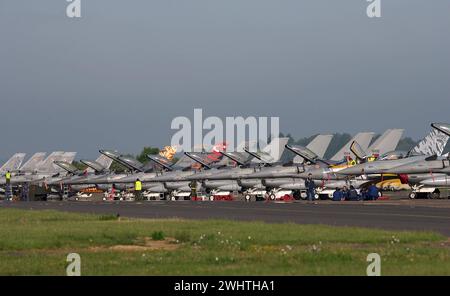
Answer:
[{"left": 1, "top": 0, "right": 449, "bottom": 159}]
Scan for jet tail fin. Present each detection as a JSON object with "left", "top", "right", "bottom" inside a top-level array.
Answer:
[
  {"left": 367, "top": 129, "right": 404, "bottom": 156},
  {"left": 19, "top": 152, "right": 46, "bottom": 172},
  {"left": 0, "top": 153, "right": 26, "bottom": 173},
  {"left": 38, "top": 152, "right": 65, "bottom": 172},
  {"left": 409, "top": 123, "right": 450, "bottom": 156},
  {"left": 82, "top": 154, "right": 115, "bottom": 173},
  {"left": 331, "top": 132, "right": 375, "bottom": 161},
  {"left": 305, "top": 134, "right": 333, "bottom": 159}
]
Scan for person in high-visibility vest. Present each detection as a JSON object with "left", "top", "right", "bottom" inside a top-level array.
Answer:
[
  {"left": 5, "top": 171, "right": 12, "bottom": 200},
  {"left": 5, "top": 171, "right": 11, "bottom": 184},
  {"left": 135, "top": 179, "right": 142, "bottom": 201}
]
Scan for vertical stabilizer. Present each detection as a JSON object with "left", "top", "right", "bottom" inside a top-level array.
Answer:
[
  {"left": 367, "top": 129, "right": 404, "bottom": 156},
  {"left": 410, "top": 124, "right": 450, "bottom": 156},
  {"left": 331, "top": 132, "right": 375, "bottom": 161},
  {"left": 0, "top": 153, "right": 26, "bottom": 173}
]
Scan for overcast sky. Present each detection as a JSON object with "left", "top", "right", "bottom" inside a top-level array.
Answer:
[{"left": 1, "top": 0, "right": 449, "bottom": 160}]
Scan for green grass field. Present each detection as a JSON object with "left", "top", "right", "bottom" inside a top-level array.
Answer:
[{"left": 0, "top": 208, "right": 448, "bottom": 275}]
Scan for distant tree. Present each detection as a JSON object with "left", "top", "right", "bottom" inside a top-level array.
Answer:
[
  {"left": 396, "top": 137, "right": 419, "bottom": 152},
  {"left": 71, "top": 161, "right": 88, "bottom": 171},
  {"left": 324, "top": 133, "right": 353, "bottom": 159},
  {"left": 109, "top": 160, "right": 128, "bottom": 173},
  {"left": 136, "top": 147, "right": 160, "bottom": 164}
]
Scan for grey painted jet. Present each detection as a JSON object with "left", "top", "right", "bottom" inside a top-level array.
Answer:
[
  {"left": 0, "top": 152, "right": 77, "bottom": 185},
  {"left": 185, "top": 136, "right": 327, "bottom": 200},
  {"left": 42, "top": 154, "right": 116, "bottom": 192}
]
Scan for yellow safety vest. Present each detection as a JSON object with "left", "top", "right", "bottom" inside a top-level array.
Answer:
[
  {"left": 5, "top": 172, "right": 11, "bottom": 180},
  {"left": 135, "top": 181, "right": 142, "bottom": 191}
]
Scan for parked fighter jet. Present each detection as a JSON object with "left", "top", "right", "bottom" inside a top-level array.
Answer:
[
  {"left": 0, "top": 152, "right": 77, "bottom": 185},
  {"left": 338, "top": 123, "right": 450, "bottom": 177},
  {"left": 184, "top": 136, "right": 326, "bottom": 200},
  {"left": 368, "top": 123, "right": 450, "bottom": 198},
  {"left": 242, "top": 130, "right": 405, "bottom": 199},
  {"left": 246, "top": 131, "right": 382, "bottom": 180},
  {"left": 43, "top": 154, "right": 116, "bottom": 191}
]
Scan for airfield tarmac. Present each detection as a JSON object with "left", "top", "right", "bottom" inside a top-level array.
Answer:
[{"left": 1, "top": 199, "right": 449, "bottom": 236}]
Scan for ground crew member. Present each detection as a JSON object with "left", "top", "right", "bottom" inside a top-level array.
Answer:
[
  {"left": 332, "top": 188, "right": 343, "bottom": 201},
  {"left": 347, "top": 186, "right": 360, "bottom": 201},
  {"left": 5, "top": 170, "right": 11, "bottom": 185},
  {"left": 342, "top": 186, "right": 349, "bottom": 201},
  {"left": 5, "top": 171, "right": 12, "bottom": 200},
  {"left": 134, "top": 178, "right": 142, "bottom": 201},
  {"left": 304, "top": 173, "right": 316, "bottom": 203},
  {"left": 367, "top": 184, "right": 379, "bottom": 200}
]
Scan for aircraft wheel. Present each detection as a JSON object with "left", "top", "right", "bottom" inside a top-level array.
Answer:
[
  {"left": 170, "top": 196, "right": 176, "bottom": 201},
  {"left": 209, "top": 195, "right": 214, "bottom": 201},
  {"left": 409, "top": 192, "right": 416, "bottom": 199},
  {"left": 314, "top": 194, "right": 320, "bottom": 200},
  {"left": 245, "top": 194, "right": 251, "bottom": 202},
  {"left": 300, "top": 192, "right": 307, "bottom": 200},
  {"left": 269, "top": 194, "right": 276, "bottom": 200}
]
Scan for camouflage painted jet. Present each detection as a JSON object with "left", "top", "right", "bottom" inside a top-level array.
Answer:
[
  {"left": 373, "top": 123, "right": 450, "bottom": 197},
  {"left": 338, "top": 123, "right": 450, "bottom": 177}
]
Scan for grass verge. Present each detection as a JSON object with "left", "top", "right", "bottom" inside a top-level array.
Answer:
[{"left": 0, "top": 208, "right": 448, "bottom": 275}]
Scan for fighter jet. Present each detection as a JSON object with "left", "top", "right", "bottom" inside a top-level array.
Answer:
[
  {"left": 119, "top": 139, "right": 285, "bottom": 200},
  {"left": 42, "top": 154, "right": 116, "bottom": 193},
  {"left": 0, "top": 152, "right": 77, "bottom": 185},
  {"left": 185, "top": 136, "right": 326, "bottom": 200},
  {"left": 338, "top": 123, "right": 450, "bottom": 177},
  {"left": 246, "top": 132, "right": 379, "bottom": 181},
  {"left": 368, "top": 123, "right": 450, "bottom": 197},
  {"left": 241, "top": 130, "right": 406, "bottom": 199}
]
